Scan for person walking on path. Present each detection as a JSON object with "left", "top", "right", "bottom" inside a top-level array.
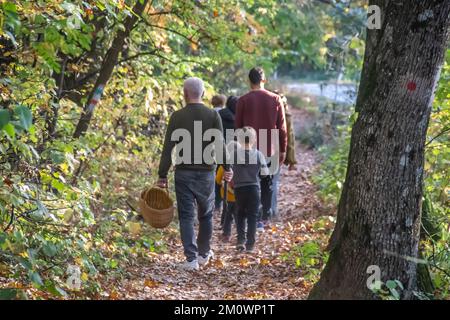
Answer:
[
  {"left": 219, "top": 96, "right": 238, "bottom": 139},
  {"left": 235, "top": 67, "right": 287, "bottom": 230},
  {"left": 211, "top": 94, "right": 227, "bottom": 112},
  {"left": 232, "top": 127, "right": 270, "bottom": 252},
  {"left": 157, "top": 77, "right": 232, "bottom": 271},
  {"left": 270, "top": 90, "right": 298, "bottom": 219},
  {"left": 216, "top": 95, "right": 239, "bottom": 225}
]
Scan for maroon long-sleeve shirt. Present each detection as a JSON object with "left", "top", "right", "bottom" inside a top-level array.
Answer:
[{"left": 235, "top": 89, "right": 287, "bottom": 157}]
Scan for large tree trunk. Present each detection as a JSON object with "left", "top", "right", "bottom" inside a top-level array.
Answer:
[
  {"left": 309, "top": 0, "right": 450, "bottom": 300},
  {"left": 73, "top": 0, "right": 148, "bottom": 138}
]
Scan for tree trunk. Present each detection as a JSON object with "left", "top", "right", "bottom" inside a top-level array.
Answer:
[
  {"left": 309, "top": 0, "right": 450, "bottom": 300},
  {"left": 73, "top": 0, "right": 148, "bottom": 138}
]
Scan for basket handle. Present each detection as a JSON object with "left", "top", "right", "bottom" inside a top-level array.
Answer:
[{"left": 156, "top": 177, "right": 168, "bottom": 189}]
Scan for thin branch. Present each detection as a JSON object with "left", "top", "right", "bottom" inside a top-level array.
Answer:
[
  {"left": 117, "top": 49, "right": 159, "bottom": 64},
  {"left": 425, "top": 126, "right": 450, "bottom": 146},
  {"left": 66, "top": 50, "right": 159, "bottom": 91},
  {"left": 3, "top": 205, "right": 14, "bottom": 232},
  {"left": 141, "top": 20, "right": 199, "bottom": 45},
  {"left": 148, "top": 10, "right": 173, "bottom": 16}
]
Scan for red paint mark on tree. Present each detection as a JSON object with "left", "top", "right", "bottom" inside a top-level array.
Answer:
[{"left": 407, "top": 81, "right": 417, "bottom": 91}]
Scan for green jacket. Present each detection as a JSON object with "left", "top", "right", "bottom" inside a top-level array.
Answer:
[{"left": 158, "top": 103, "right": 228, "bottom": 178}]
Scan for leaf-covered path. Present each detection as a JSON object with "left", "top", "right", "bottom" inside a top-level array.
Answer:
[{"left": 111, "top": 109, "right": 333, "bottom": 300}]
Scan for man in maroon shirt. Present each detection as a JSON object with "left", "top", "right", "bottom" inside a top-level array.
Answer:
[{"left": 235, "top": 67, "right": 287, "bottom": 229}]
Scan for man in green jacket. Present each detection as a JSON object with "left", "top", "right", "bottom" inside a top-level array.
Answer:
[{"left": 157, "top": 77, "right": 232, "bottom": 271}]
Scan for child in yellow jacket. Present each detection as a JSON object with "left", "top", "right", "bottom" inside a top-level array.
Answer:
[{"left": 216, "top": 165, "right": 236, "bottom": 242}]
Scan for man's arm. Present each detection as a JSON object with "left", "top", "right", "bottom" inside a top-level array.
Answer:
[
  {"left": 213, "top": 112, "right": 232, "bottom": 174},
  {"left": 157, "top": 113, "right": 177, "bottom": 181},
  {"left": 276, "top": 97, "right": 288, "bottom": 161}
]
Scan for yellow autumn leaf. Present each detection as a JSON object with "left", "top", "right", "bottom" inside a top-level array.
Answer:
[
  {"left": 126, "top": 221, "right": 142, "bottom": 236},
  {"left": 144, "top": 279, "right": 159, "bottom": 288},
  {"left": 112, "top": 231, "right": 121, "bottom": 238},
  {"left": 319, "top": 47, "right": 328, "bottom": 56},
  {"left": 84, "top": 241, "right": 92, "bottom": 250},
  {"left": 63, "top": 209, "right": 73, "bottom": 223},
  {"left": 213, "top": 258, "right": 226, "bottom": 269},
  {"left": 239, "top": 258, "right": 249, "bottom": 267},
  {"left": 109, "top": 290, "right": 119, "bottom": 299},
  {"left": 190, "top": 42, "right": 198, "bottom": 52},
  {"left": 59, "top": 162, "right": 69, "bottom": 174},
  {"left": 81, "top": 272, "right": 89, "bottom": 281},
  {"left": 0, "top": 263, "right": 9, "bottom": 273},
  {"left": 260, "top": 258, "right": 270, "bottom": 266},
  {"left": 322, "top": 32, "right": 335, "bottom": 42}
]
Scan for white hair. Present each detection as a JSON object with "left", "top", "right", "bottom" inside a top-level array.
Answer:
[{"left": 183, "top": 77, "right": 204, "bottom": 99}]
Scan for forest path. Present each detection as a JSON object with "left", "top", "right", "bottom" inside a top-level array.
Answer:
[{"left": 115, "top": 108, "right": 331, "bottom": 300}]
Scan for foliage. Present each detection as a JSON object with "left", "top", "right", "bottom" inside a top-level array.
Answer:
[
  {"left": 370, "top": 279, "right": 405, "bottom": 300},
  {"left": 0, "top": 0, "right": 364, "bottom": 299},
  {"left": 281, "top": 240, "right": 328, "bottom": 282},
  {"left": 265, "top": 0, "right": 367, "bottom": 81},
  {"left": 0, "top": 0, "right": 278, "bottom": 298}
]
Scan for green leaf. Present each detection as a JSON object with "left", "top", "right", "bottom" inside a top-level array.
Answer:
[
  {"left": 0, "top": 109, "right": 10, "bottom": 129},
  {"left": 36, "top": 200, "right": 49, "bottom": 218},
  {"left": 0, "top": 288, "right": 18, "bottom": 300},
  {"left": 390, "top": 288, "right": 400, "bottom": 300},
  {"left": 19, "top": 257, "right": 32, "bottom": 271},
  {"left": 42, "top": 243, "right": 57, "bottom": 257},
  {"left": 50, "top": 150, "right": 66, "bottom": 164},
  {"left": 110, "top": 259, "right": 118, "bottom": 268},
  {"left": 51, "top": 179, "right": 65, "bottom": 192},
  {"left": 14, "top": 105, "right": 32, "bottom": 130},
  {"left": 394, "top": 280, "right": 404, "bottom": 290},
  {"left": 45, "top": 282, "right": 67, "bottom": 297},
  {"left": 29, "top": 271, "right": 44, "bottom": 287},
  {"left": 386, "top": 280, "right": 397, "bottom": 289},
  {"left": 3, "top": 123, "right": 15, "bottom": 138}
]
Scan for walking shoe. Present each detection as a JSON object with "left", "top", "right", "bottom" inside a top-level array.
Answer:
[
  {"left": 198, "top": 250, "right": 214, "bottom": 266},
  {"left": 236, "top": 243, "right": 245, "bottom": 252},
  {"left": 220, "top": 234, "right": 231, "bottom": 243},
  {"left": 256, "top": 222, "right": 264, "bottom": 232},
  {"left": 180, "top": 259, "right": 199, "bottom": 271},
  {"left": 246, "top": 245, "right": 255, "bottom": 253}
]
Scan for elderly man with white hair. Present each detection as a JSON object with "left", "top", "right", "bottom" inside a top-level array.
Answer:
[{"left": 157, "top": 77, "right": 233, "bottom": 271}]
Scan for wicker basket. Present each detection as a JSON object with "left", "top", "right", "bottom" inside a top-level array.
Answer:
[{"left": 138, "top": 187, "right": 174, "bottom": 229}]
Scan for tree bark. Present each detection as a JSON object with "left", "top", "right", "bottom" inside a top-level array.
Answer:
[
  {"left": 309, "top": 0, "right": 450, "bottom": 300},
  {"left": 73, "top": 0, "right": 148, "bottom": 138}
]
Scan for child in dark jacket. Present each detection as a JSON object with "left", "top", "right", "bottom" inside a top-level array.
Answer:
[
  {"left": 219, "top": 96, "right": 238, "bottom": 137},
  {"left": 231, "top": 127, "right": 269, "bottom": 252}
]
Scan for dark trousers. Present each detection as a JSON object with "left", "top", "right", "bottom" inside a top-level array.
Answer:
[
  {"left": 235, "top": 185, "right": 260, "bottom": 249},
  {"left": 174, "top": 169, "right": 215, "bottom": 262},
  {"left": 214, "top": 167, "right": 222, "bottom": 211},
  {"left": 222, "top": 202, "right": 236, "bottom": 237},
  {"left": 215, "top": 182, "right": 222, "bottom": 210},
  {"left": 260, "top": 175, "right": 273, "bottom": 221}
]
